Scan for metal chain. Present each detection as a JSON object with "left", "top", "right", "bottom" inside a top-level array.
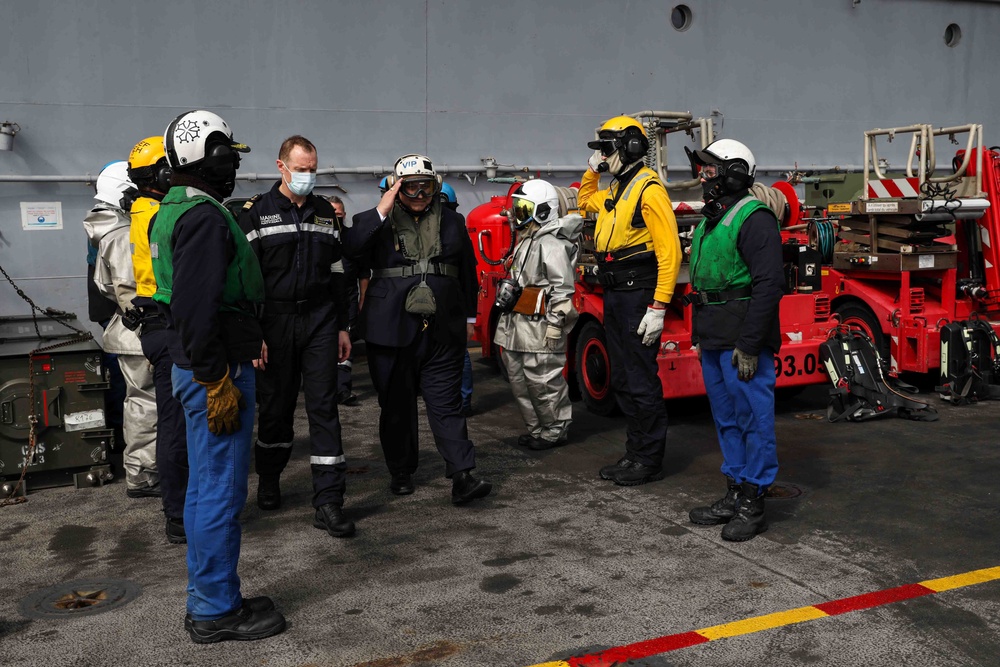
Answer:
[{"left": 0, "top": 262, "right": 94, "bottom": 507}]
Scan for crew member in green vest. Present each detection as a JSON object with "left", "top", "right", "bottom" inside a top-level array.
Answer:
[
  {"left": 686, "top": 139, "right": 785, "bottom": 542},
  {"left": 150, "top": 109, "right": 285, "bottom": 643}
]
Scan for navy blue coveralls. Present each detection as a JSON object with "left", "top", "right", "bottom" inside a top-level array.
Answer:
[{"left": 238, "top": 183, "right": 350, "bottom": 509}]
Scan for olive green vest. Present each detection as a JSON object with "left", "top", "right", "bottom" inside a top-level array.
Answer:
[
  {"left": 149, "top": 186, "right": 264, "bottom": 312},
  {"left": 690, "top": 195, "right": 771, "bottom": 299}
]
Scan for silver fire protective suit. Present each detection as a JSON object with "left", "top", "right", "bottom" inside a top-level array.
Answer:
[
  {"left": 86, "top": 206, "right": 159, "bottom": 491},
  {"left": 494, "top": 214, "right": 583, "bottom": 444}
]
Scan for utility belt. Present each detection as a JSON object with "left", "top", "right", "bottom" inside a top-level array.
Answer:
[
  {"left": 371, "top": 262, "right": 459, "bottom": 279},
  {"left": 682, "top": 286, "right": 753, "bottom": 306},
  {"left": 595, "top": 248, "right": 657, "bottom": 290},
  {"left": 266, "top": 297, "right": 326, "bottom": 315},
  {"left": 122, "top": 304, "right": 164, "bottom": 332}
]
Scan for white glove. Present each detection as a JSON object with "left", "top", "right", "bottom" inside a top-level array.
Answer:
[
  {"left": 544, "top": 324, "right": 562, "bottom": 350},
  {"left": 636, "top": 306, "right": 666, "bottom": 346},
  {"left": 588, "top": 150, "right": 605, "bottom": 173}
]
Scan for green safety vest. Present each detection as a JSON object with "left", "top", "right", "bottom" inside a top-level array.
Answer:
[
  {"left": 690, "top": 195, "right": 773, "bottom": 299},
  {"left": 149, "top": 186, "right": 264, "bottom": 311}
]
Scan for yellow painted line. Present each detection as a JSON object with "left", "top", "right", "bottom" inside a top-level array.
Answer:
[
  {"left": 920, "top": 565, "right": 1000, "bottom": 592},
  {"left": 696, "top": 605, "right": 829, "bottom": 640}
]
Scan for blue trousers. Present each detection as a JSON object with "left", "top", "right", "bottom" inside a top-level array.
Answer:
[
  {"left": 700, "top": 348, "right": 779, "bottom": 489},
  {"left": 172, "top": 361, "right": 255, "bottom": 621}
]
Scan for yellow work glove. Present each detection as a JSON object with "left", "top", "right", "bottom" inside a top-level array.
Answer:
[{"left": 195, "top": 371, "right": 245, "bottom": 435}]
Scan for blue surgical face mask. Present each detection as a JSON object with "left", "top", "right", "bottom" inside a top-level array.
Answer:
[{"left": 285, "top": 169, "right": 316, "bottom": 196}]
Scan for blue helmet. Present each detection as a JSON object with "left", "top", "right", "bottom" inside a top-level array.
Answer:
[{"left": 440, "top": 182, "right": 457, "bottom": 205}]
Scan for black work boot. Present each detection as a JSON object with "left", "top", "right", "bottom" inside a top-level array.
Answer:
[
  {"left": 721, "top": 482, "right": 767, "bottom": 542},
  {"left": 689, "top": 477, "right": 742, "bottom": 525},
  {"left": 187, "top": 601, "right": 286, "bottom": 644},
  {"left": 609, "top": 462, "right": 664, "bottom": 486},
  {"left": 516, "top": 434, "right": 539, "bottom": 448},
  {"left": 599, "top": 456, "right": 636, "bottom": 480},
  {"left": 313, "top": 503, "right": 356, "bottom": 538},
  {"left": 165, "top": 516, "right": 187, "bottom": 544},
  {"left": 389, "top": 472, "right": 415, "bottom": 496},
  {"left": 451, "top": 470, "right": 492, "bottom": 505},
  {"left": 256, "top": 475, "right": 281, "bottom": 511},
  {"left": 186, "top": 596, "right": 275, "bottom": 632}
]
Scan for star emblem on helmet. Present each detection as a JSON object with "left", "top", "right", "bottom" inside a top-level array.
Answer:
[{"left": 175, "top": 119, "right": 201, "bottom": 144}]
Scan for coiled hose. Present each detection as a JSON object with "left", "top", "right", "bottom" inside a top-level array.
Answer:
[{"left": 808, "top": 219, "right": 837, "bottom": 262}]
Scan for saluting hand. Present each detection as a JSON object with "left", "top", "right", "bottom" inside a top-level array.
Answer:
[{"left": 376, "top": 180, "right": 402, "bottom": 218}]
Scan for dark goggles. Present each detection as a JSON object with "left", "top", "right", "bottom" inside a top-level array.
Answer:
[
  {"left": 587, "top": 132, "right": 622, "bottom": 158},
  {"left": 400, "top": 178, "right": 438, "bottom": 198}
]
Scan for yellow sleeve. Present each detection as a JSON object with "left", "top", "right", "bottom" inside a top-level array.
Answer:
[
  {"left": 641, "top": 185, "right": 682, "bottom": 303},
  {"left": 576, "top": 169, "right": 607, "bottom": 215}
]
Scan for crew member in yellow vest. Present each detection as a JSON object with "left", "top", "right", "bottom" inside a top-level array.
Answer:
[
  {"left": 128, "top": 136, "right": 188, "bottom": 545},
  {"left": 577, "top": 116, "right": 681, "bottom": 486}
]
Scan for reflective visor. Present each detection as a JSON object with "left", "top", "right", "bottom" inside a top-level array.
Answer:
[
  {"left": 512, "top": 196, "right": 535, "bottom": 223},
  {"left": 401, "top": 178, "right": 437, "bottom": 198}
]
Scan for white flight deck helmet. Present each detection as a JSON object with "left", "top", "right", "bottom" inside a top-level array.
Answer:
[
  {"left": 690, "top": 138, "right": 757, "bottom": 198},
  {"left": 163, "top": 110, "right": 248, "bottom": 168},
  {"left": 94, "top": 160, "right": 137, "bottom": 210},
  {"left": 511, "top": 179, "right": 560, "bottom": 230}
]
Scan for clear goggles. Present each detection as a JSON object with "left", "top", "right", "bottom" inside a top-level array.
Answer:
[
  {"left": 400, "top": 178, "right": 438, "bottom": 198},
  {"left": 511, "top": 196, "right": 536, "bottom": 223},
  {"left": 699, "top": 163, "right": 721, "bottom": 179}
]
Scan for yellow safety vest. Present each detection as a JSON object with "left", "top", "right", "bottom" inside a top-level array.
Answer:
[
  {"left": 593, "top": 167, "right": 660, "bottom": 256},
  {"left": 130, "top": 195, "right": 161, "bottom": 298}
]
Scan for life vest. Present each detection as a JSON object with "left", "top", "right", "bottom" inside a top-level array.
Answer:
[
  {"left": 593, "top": 166, "right": 662, "bottom": 254},
  {"left": 149, "top": 186, "right": 264, "bottom": 312},
  {"left": 690, "top": 195, "right": 770, "bottom": 299},
  {"left": 130, "top": 195, "right": 161, "bottom": 298}
]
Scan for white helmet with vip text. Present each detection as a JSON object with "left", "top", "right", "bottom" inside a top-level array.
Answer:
[{"left": 511, "top": 179, "right": 560, "bottom": 230}]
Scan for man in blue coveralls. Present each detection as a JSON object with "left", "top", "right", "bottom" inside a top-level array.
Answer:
[
  {"left": 685, "top": 138, "right": 784, "bottom": 542},
  {"left": 150, "top": 109, "right": 286, "bottom": 642}
]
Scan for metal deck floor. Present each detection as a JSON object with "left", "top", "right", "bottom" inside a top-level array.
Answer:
[{"left": 2, "top": 350, "right": 998, "bottom": 666}]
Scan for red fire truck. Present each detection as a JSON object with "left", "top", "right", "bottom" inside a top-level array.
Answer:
[{"left": 467, "top": 115, "right": 999, "bottom": 415}]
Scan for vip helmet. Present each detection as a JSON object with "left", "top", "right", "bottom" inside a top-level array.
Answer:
[
  {"left": 94, "top": 160, "right": 138, "bottom": 210},
  {"left": 391, "top": 153, "right": 442, "bottom": 195},
  {"left": 128, "top": 136, "right": 172, "bottom": 193},
  {"left": 511, "top": 179, "right": 560, "bottom": 230},
  {"left": 688, "top": 138, "right": 757, "bottom": 198},
  {"left": 587, "top": 116, "right": 649, "bottom": 165}
]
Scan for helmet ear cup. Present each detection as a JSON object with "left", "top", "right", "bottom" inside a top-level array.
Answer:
[
  {"left": 723, "top": 161, "right": 750, "bottom": 192},
  {"left": 155, "top": 162, "right": 173, "bottom": 192},
  {"left": 623, "top": 133, "right": 648, "bottom": 163}
]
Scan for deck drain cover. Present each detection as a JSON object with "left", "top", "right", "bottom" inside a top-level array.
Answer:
[
  {"left": 766, "top": 483, "right": 804, "bottom": 500},
  {"left": 19, "top": 578, "right": 142, "bottom": 619}
]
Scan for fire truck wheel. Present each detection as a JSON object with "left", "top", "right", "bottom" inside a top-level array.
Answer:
[
  {"left": 834, "top": 302, "right": 888, "bottom": 356},
  {"left": 575, "top": 321, "right": 620, "bottom": 417}
]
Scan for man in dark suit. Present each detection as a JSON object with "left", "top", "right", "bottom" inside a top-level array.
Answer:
[{"left": 342, "top": 154, "right": 491, "bottom": 505}]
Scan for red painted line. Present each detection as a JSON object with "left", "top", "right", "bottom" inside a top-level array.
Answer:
[
  {"left": 813, "top": 583, "right": 933, "bottom": 616},
  {"left": 567, "top": 631, "right": 709, "bottom": 666}
]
